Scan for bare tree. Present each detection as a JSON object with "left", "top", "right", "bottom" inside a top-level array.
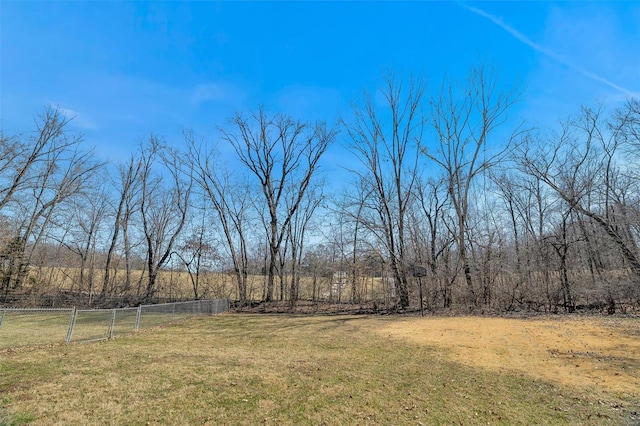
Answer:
[
  {"left": 423, "top": 65, "right": 521, "bottom": 307},
  {"left": 100, "top": 154, "right": 142, "bottom": 298},
  {"left": 333, "top": 181, "right": 373, "bottom": 304},
  {"left": 1, "top": 108, "right": 103, "bottom": 296},
  {"left": 139, "top": 138, "right": 193, "bottom": 302},
  {"left": 221, "top": 108, "right": 337, "bottom": 302},
  {"left": 287, "top": 184, "right": 324, "bottom": 304},
  {"left": 415, "top": 178, "right": 451, "bottom": 276},
  {"left": 174, "top": 210, "right": 220, "bottom": 300},
  {"left": 618, "top": 98, "right": 640, "bottom": 153},
  {"left": 57, "top": 180, "right": 109, "bottom": 303},
  {"left": 0, "top": 107, "right": 76, "bottom": 211},
  {"left": 491, "top": 171, "right": 532, "bottom": 309},
  {"left": 518, "top": 103, "right": 640, "bottom": 292},
  {"left": 301, "top": 243, "right": 335, "bottom": 302},
  {"left": 186, "top": 133, "right": 253, "bottom": 304},
  {"left": 411, "top": 177, "right": 454, "bottom": 308},
  {"left": 342, "top": 74, "right": 425, "bottom": 309}
]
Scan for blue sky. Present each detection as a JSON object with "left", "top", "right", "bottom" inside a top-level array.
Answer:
[{"left": 2, "top": 1, "right": 639, "bottom": 165}]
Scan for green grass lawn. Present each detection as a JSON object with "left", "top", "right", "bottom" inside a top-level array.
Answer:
[
  {"left": 0, "top": 309, "right": 200, "bottom": 349},
  {"left": 0, "top": 311, "right": 72, "bottom": 349},
  {"left": 1, "top": 314, "right": 637, "bottom": 425}
]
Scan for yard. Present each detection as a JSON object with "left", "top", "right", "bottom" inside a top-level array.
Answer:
[{"left": 1, "top": 314, "right": 638, "bottom": 425}]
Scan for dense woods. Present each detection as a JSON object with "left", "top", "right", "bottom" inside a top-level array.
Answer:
[{"left": 2, "top": 67, "right": 639, "bottom": 312}]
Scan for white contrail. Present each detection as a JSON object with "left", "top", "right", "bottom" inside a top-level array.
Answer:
[{"left": 462, "top": 4, "right": 637, "bottom": 97}]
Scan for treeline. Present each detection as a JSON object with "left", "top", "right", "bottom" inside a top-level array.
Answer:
[{"left": 2, "top": 66, "right": 639, "bottom": 312}]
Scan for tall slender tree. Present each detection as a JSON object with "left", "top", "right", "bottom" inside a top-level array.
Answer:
[
  {"left": 139, "top": 138, "right": 193, "bottom": 302},
  {"left": 186, "top": 133, "right": 253, "bottom": 304},
  {"left": 424, "top": 65, "right": 521, "bottom": 306},
  {"left": 102, "top": 154, "right": 142, "bottom": 298},
  {"left": 342, "top": 74, "right": 425, "bottom": 308},
  {"left": 221, "top": 109, "right": 337, "bottom": 302}
]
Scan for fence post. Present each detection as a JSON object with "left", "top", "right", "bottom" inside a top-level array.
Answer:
[
  {"left": 108, "top": 309, "right": 117, "bottom": 339},
  {"left": 172, "top": 303, "right": 176, "bottom": 322},
  {"left": 65, "top": 307, "right": 77, "bottom": 344},
  {"left": 135, "top": 306, "right": 142, "bottom": 331}
]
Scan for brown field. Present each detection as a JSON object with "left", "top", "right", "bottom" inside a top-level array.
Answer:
[
  {"left": 1, "top": 314, "right": 639, "bottom": 425},
  {"left": 22, "top": 266, "right": 388, "bottom": 304}
]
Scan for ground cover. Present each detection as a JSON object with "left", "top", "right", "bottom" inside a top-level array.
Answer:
[{"left": 1, "top": 314, "right": 638, "bottom": 425}]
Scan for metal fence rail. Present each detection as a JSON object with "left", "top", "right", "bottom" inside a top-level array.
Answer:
[{"left": 0, "top": 299, "right": 230, "bottom": 349}]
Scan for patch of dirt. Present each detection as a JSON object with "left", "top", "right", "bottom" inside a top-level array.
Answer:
[{"left": 375, "top": 316, "right": 640, "bottom": 397}]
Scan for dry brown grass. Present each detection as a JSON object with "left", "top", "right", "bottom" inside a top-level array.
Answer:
[
  {"left": 375, "top": 316, "right": 640, "bottom": 398},
  {"left": 1, "top": 314, "right": 638, "bottom": 425},
  {"left": 24, "top": 267, "right": 386, "bottom": 303}
]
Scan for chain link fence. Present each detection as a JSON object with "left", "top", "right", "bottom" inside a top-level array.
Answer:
[{"left": 0, "top": 299, "right": 230, "bottom": 350}]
